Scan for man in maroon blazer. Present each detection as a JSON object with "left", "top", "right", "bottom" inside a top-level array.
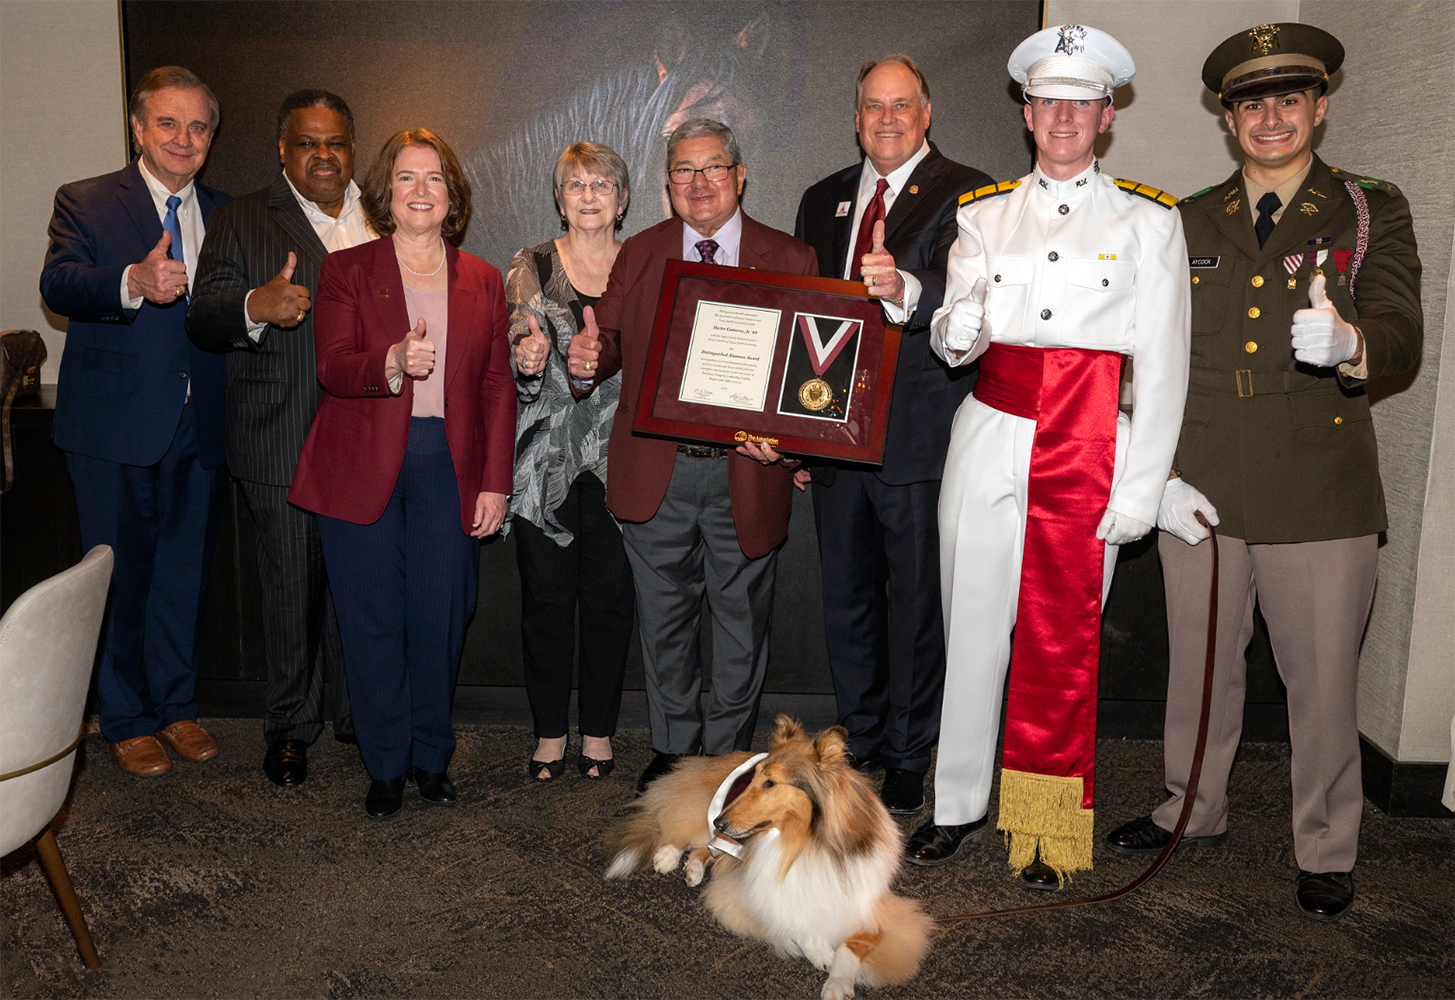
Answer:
[{"left": 568, "top": 118, "right": 818, "bottom": 790}]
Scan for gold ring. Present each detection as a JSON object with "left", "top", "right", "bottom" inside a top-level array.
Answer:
[
  {"left": 296, "top": 310, "right": 306, "bottom": 323},
  {"left": 584, "top": 361, "right": 594, "bottom": 372},
  {"left": 176, "top": 284, "right": 187, "bottom": 297}
]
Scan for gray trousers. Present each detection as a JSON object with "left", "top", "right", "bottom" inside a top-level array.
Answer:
[
  {"left": 1153, "top": 531, "right": 1378, "bottom": 873},
  {"left": 238, "top": 480, "right": 351, "bottom": 744},
  {"left": 620, "top": 455, "right": 779, "bottom": 755}
]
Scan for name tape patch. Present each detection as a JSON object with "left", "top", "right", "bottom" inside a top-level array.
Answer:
[{"left": 1188, "top": 256, "right": 1220, "bottom": 268}]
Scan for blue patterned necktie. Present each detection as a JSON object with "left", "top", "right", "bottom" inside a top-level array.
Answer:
[
  {"left": 163, "top": 194, "right": 186, "bottom": 296},
  {"left": 695, "top": 239, "right": 720, "bottom": 265}
]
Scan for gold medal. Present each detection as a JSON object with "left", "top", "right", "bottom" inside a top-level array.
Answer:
[{"left": 798, "top": 378, "right": 832, "bottom": 411}]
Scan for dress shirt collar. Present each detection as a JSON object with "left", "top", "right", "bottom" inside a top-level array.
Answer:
[
  {"left": 858, "top": 140, "right": 931, "bottom": 199},
  {"left": 282, "top": 173, "right": 374, "bottom": 252},
  {"left": 683, "top": 207, "right": 743, "bottom": 266},
  {"left": 137, "top": 157, "right": 197, "bottom": 212},
  {"left": 1242, "top": 159, "right": 1313, "bottom": 227},
  {"left": 1031, "top": 158, "right": 1101, "bottom": 203}
]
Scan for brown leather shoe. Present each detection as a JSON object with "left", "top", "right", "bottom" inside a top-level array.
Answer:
[
  {"left": 156, "top": 720, "right": 219, "bottom": 762},
  {"left": 111, "top": 735, "right": 172, "bottom": 775}
]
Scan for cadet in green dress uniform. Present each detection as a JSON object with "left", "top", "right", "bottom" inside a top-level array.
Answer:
[{"left": 1103, "top": 23, "right": 1423, "bottom": 922}]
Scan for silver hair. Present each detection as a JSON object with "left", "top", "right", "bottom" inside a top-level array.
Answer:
[
  {"left": 129, "top": 66, "right": 220, "bottom": 134},
  {"left": 665, "top": 118, "right": 741, "bottom": 167},
  {"left": 856, "top": 54, "right": 931, "bottom": 108},
  {"left": 552, "top": 141, "right": 632, "bottom": 219}
]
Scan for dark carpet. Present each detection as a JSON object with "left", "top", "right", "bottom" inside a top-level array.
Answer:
[{"left": 4, "top": 720, "right": 1451, "bottom": 999}]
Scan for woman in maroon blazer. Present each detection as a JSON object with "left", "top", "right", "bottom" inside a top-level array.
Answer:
[{"left": 290, "top": 129, "right": 515, "bottom": 819}]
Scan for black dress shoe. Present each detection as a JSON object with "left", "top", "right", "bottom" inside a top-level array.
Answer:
[
  {"left": 905, "top": 817, "right": 989, "bottom": 866},
  {"left": 407, "top": 767, "right": 456, "bottom": 806},
  {"left": 879, "top": 767, "right": 926, "bottom": 814},
  {"left": 1296, "top": 870, "right": 1354, "bottom": 921},
  {"left": 364, "top": 777, "right": 405, "bottom": 820},
  {"left": 334, "top": 730, "right": 358, "bottom": 745},
  {"left": 844, "top": 747, "right": 883, "bottom": 774},
  {"left": 1104, "top": 815, "right": 1229, "bottom": 856},
  {"left": 263, "top": 739, "right": 307, "bottom": 788},
  {"left": 1019, "top": 856, "right": 1062, "bottom": 891},
  {"left": 636, "top": 751, "right": 684, "bottom": 794}
]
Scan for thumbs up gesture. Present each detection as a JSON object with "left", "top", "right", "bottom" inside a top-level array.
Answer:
[
  {"left": 940, "top": 277, "right": 989, "bottom": 356},
  {"left": 245, "top": 252, "right": 313, "bottom": 327},
  {"left": 128, "top": 230, "right": 190, "bottom": 304},
  {"left": 514, "top": 315, "right": 551, "bottom": 377},
  {"left": 860, "top": 220, "right": 903, "bottom": 302},
  {"left": 1290, "top": 272, "right": 1361, "bottom": 367},
  {"left": 388, "top": 318, "right": 435, "bottom": 380},
  {"left": 566, "top": 305, "right": 603, "bottom": 380}
]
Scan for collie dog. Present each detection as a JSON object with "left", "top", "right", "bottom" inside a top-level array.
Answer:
[{"left": 605, "top": 717, "right": 933, "bottom": 1000}]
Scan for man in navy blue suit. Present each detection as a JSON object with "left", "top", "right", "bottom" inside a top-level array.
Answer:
[
  {"left": 41, "top": 66, "right": 230, "bottom": 776},
  {"left": 794, "top": 56, "right": 989, "bottom": 814}
]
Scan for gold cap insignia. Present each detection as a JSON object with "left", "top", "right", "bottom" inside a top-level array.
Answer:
[{"left": 1249, "top": 23, "right": 1280, "bottom": 56}]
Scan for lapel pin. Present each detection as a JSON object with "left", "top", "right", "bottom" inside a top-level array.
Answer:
[
  {"left": 380, "top": 287, "right": 390, "bottom": 297},
  {"left": 835, "top": 201, "right": 851, "bottom": 217},
  {"left": 1226, "top": 199, "right": 1241, "bottom": 215},
  {"left": 908, "top": 185, "right": 919, "bottom": 194},
  {"left": 1300, "top": 202, "right": 1319, "bottom": 216}
]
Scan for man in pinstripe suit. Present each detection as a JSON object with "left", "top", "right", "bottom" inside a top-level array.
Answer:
[{"left": 188, "top": 90, "right": 373, "bottom": 787}]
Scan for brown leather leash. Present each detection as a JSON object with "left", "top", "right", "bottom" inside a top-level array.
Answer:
[{"left": 936, "top": 513, "right": 1219, "bottom": 924}]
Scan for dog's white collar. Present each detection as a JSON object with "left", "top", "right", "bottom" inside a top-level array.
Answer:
[{"left": 706, "top": 752, "right": 768, "bottom": 858}]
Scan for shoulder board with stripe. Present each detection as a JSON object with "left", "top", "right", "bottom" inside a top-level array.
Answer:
[
  {"left": 959, "top": 179, "right": 1022, "bottom": 206},
  {"left": 1330, "top": 166, "right": 1401, "bottom": 196},
  {"left": 1181, "top": 185, "right": 1214, "bottom": 203},
  {"left": 1114, "top": 178, "right": 1178, "bottom": 209}
]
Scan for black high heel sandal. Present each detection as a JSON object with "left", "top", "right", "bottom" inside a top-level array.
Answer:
[
  {"left": 577, "top": 755, "right": 615, "bottom": 779},
  {"left": 529, "top": 741, "right": 568, "bottom": 781}
]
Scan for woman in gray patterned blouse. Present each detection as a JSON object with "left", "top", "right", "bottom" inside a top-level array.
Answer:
[{"left": 508, "top": 142, "right": 633, "bottom": 781}]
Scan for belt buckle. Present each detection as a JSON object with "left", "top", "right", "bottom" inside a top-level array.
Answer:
[{"left": 1236, "top": 370, "right": 1254, "bottom": 398}]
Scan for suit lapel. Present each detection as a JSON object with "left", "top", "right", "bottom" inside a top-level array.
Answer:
[
  {"left": 118, "top": 161, "right": 163, "bottom": 251},
  {"left": 883, "top": 147, "right": 943, "bottom": 245},
  {"left": 829, "top": 164, "right": 859, "bottom": 277},
  {"left": 445, "top": 245, "right": 475, "bottom": 392},
  {"left": 1206, "top": 168, "right": 1261, "bottom": 261},
  {"left": 737, "top": 213, "right": 772, "bottom": 270},
  {"left": 268, "top": 174, "right": 329, "bottom": 269},
  {"left": 369, "top": 235, "right": 411, "bottom": 343}
]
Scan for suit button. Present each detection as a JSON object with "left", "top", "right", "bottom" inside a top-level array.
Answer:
[
  {"left": 1248, "top": 306, "right": 1261, "bottom": 319},
  {"left": 994, "top": 274, "right": 1002, "bottom": 282},
  {"left": 1251, "top": 275, "right": 1264, "bottom": 287},
  {"left": 1040, "top": 309, "right": 1052, "bottom": 321},
  {"left": 1058, "top": 204, "right": 1069, "bottom": 215},
  {"left": 1192, "top": 276, "right": 1200, "bottom": 285},
  {"left": 177, "top": 371, "right": 187, "bottom": 379},
  {"left": 1334, "top": 416, "right": 1343, "bottom": 425},
  {"left": 1245, "top": 341, "right": 1258, "bottom": 353},
  {"left": 1048, "top": 251, "right": 1059, "bottom": 262}
]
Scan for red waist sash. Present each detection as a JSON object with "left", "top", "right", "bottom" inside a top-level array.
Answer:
[{"left": 974, "top": 342, "right": 1124, "bottom": 879}]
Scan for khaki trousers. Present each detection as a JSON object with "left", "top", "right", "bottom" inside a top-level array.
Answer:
[{"left": 1152, "top": 531, "right": 1378, "bottom": 873}]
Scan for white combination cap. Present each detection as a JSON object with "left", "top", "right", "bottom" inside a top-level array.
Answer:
[{"left": 1009, "top": 24, "right": 1136, "bottom": 102}]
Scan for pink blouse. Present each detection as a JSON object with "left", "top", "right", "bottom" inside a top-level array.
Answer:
[{"left": 402, "top": 283, "right": 448, "bottom": 419}]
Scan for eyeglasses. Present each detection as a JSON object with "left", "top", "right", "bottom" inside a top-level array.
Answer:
[
  {"left": 563, "top": 179, "right": 617, "bottom": 196},
  {"left": 667, "top": 163, "right": 736, "bottom": 185}
]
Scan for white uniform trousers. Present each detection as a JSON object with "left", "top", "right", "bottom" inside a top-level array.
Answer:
[{"left": 932, "top": 396, "right": 1128, "bottom": 826}]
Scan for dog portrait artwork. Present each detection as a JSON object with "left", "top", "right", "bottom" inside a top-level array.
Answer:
[{"left": 605, "top": 717, "right": 934, "bottom": 1000}]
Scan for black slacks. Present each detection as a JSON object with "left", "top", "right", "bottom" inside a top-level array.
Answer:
[{"left": 514, "top": 472, "right": 633, "bottom": 739}]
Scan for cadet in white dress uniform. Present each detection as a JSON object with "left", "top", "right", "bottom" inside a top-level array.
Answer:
[{"left": 905, "top": 25, "right": 1190, "bottom": 887}]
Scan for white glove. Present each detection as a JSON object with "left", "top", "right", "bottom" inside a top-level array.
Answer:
[
  {"left": 941, "top": 277, "right": 988, "bottom": 354},
  {"left": 1157, "top": 477, "right": 1220, "bottom": 546},
  {"left": 1290, "top": 273, "right": 1360, "bottom": 367},
  {"left": 1095, "top": 507, "right": 1153, "bottom": 546}
]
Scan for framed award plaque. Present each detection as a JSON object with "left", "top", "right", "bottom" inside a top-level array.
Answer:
[{"left": 633, "top": 260, "right": 901, "bottom": 464}]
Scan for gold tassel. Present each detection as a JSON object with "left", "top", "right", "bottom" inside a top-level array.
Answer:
[{"left": 997, "top": 768, "right": 1094, "bottom": 883}]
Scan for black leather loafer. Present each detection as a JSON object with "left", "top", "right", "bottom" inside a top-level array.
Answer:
[
  {"left": 334, "top": 729, "right": 358, "bottom": 745},
  {"left": 1019, "top": 857, "right": 1062, "bottom": 891},
  {"left": 636, "top": 751, "right": 685, "bottom": 794},
  {"left": 1296, "top": 870, "right": 1354, "bottom": 921},
  {"left": 905, "top": 817, "right": 989, "bottom": 866},
  {"left": 845, "top": 747, "right": 883, "bottom": 774},
  {"left": 263, "top": 739, "right": 307, "bottom": 788},
  {"left": 364, "top": 777, "right": 405, "bottom": 820},
  {"left": 1104, "top": 815, "right": 1229, "bottom": 856},
  {"left": 408, "top": 767, "right": 456, "bottom": 806},
  {"left": 879, "top": 767, "right": 926, "bottom": 815}
]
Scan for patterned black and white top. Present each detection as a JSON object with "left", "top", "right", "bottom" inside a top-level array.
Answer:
[{"left": 504, "top": 239, "right": 621, "bottom": 546}]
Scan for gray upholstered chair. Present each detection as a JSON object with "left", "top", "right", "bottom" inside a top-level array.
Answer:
[{"left": 0, "top": 544, "right": 112, "bottom": 969}]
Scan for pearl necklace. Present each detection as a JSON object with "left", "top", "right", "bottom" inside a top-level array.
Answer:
[{"left": 396, "top": 236, "right": 446, "bottom": 277}]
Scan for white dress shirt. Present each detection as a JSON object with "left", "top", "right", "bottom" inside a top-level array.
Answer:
[
  {"left": 845, "top": 141, "right": 931, "bottom": 324},
  {"left": 931, "top": 159, "right": 1191, "bottom": 525},
  {"left": 682, "top": 208, "right": 743, "bottom": 266},
  {"left": 120, "top": 158, "right": 205, "bottom": 308},
  {"left": 244, "top": 175, "right": 374, "bottom": 339}
]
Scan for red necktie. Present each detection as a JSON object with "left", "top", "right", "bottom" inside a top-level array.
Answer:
[{"left": 850, "top": 178, "right": 888, "bottom": 280}]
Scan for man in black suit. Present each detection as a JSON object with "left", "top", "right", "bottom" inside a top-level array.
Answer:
[
  {"left": 794, "top": 55, "right": 989, "bottom": 813},
  {"left": 188, "top": 90, "right": 371, "bottom": 787}
]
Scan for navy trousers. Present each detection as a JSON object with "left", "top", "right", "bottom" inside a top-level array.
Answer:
[
  {"left": 64, "top": 402, "right": 224, "bottom": 743},
  {"left": 318, "top": 418, "right": 479, "bottom": 779}
]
